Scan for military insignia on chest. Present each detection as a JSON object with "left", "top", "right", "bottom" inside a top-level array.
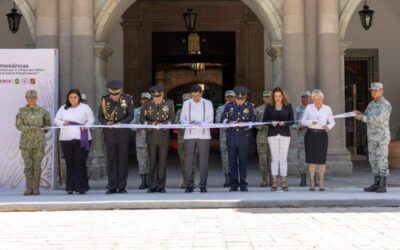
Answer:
[
  {"left": 120, "top": 99, "right": 127, "bottom": 108},
  {"left": 243, "top": 108, "right": 249, "bottom": 114},
  {"left": 162, "top": 105, "right": 169, "bottom": 113}
]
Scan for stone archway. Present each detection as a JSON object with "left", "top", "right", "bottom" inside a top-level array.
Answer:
[
  {"left": 95, "top": 0, "right": 283, "bottom": 42},
  {"left": 14, "top": 0, "right": 36, "bottom": 41},
  {"left": 339, "top": 0, "right": 362, "bottom": 40}
]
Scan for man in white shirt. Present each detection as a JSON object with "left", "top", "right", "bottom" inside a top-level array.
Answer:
[{"left": 180, "top": 84, "right": 214, "bottom": 193}]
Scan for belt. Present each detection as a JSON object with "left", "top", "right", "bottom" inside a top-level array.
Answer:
[{"left": 309, "top": 129, "right": 326, "bottom": 133}]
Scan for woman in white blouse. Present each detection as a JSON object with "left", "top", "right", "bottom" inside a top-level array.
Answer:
[
  {"left": 54, "top": 89, "right": 95, "bottom": 194},
  {"left": 301, "top": 89, "right": 335, "bottom": 191}
]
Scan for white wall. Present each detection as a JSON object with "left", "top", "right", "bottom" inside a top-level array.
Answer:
[
  {"left": 0, "top": 1, "right": 33, "bottom": 48},
  {"left": 346, "top": 0, "right": 400, "bottom": 136}
]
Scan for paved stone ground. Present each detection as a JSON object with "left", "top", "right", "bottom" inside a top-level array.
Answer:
[{"left": 0, "top": 207, "right": 400, "bottom": 249}]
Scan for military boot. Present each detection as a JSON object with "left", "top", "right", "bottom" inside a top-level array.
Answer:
[
  {"left": 299, "top": 173, "right": 307, "bottom": 187},
  {"left": 376, "top": 176, "right": 387, "bottom": 193},
  {"left": 364, "top": 176, "right": 380, "bottom": 192},
  {"left": 138, "top": 174, "right": 147, "bottom": 190},
  {"left": 223, "top": 173, "right": 230, "bottom": 188},
  {"left": 32, "top": 178, "right": 40, "bottom": 195},
  {"left": 23, "top": 177, "right": 33, "bottom": 196}
]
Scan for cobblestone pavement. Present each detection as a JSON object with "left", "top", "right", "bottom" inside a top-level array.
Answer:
[{"left": 1, "top": 207, "right": 400, "bottom": 250}]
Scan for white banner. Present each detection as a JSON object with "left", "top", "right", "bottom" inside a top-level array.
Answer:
[{"left": 0, "top": 49, "right": 58, "bottom": 191}]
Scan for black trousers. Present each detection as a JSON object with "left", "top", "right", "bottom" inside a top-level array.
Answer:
[
  {"left": 105, "top": 142, "right": 129, "bottom": 190},
  {"left": 61, "top": 140, "right": 89, "bottom": 192},
  {"left": 148, "top": 143, "right": 169, "bottom": 190},
  {"left": 228, "top": 146, "right": 249, "bottom": 189}
]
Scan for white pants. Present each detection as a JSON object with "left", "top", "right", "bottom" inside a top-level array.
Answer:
[{"left": 268, "top": 135, "right": 291, "bottom": 177}]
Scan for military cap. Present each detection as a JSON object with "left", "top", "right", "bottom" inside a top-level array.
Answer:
[
  {"left": 141, "top": 92, "right": 151, "bottom": 99},
  {"left": 149, "top": 84, "right": 164, "bottom": 97},
  {"left": 369, "top": 82, "right": 383, "bottom": 90},
  {"left": 190, "top": 84, "right": 203, "bottom": 93},
  {"left": 301, "top": 90, "right": 311, "bottom": 97},
  {"left": 81, "top": 93, "right": 87, "bottom": 100},
  {"left": 182, "top": 93, "right": 191, "bottom": 101},
  {"left": 25, "top": 90, "right": 37, "bottom": 97},
  {"left": 233, "top": 86, "right": 249, "bottom": 99},
  {"left": 225, "top": 90, "right": 235, "bottom": 97},
  {"left": 106, "top": 80, "right": 123, "bottom": 95},
  {"left": 262, "top": 90, "right": 272, "bottom": 97}
]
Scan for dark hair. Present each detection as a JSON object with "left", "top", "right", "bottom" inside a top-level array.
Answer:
[
  {"left": 64, "top": 89, "right": 82, "bottom": 110},
  {"left": 190, "top": 84, "right": 203, "bottom": 93},
  {"left": 271, "top": 87, "right": 289, "bottom": 106}
]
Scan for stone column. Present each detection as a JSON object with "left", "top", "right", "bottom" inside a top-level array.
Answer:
[
  {"left": 317, "top": 0, "right": 352, "bottom": 176},
  {"left": 305, "top": 0, "right": 318, "bottom": 90},
  {"left": 266, "top": 42, "right": 283, "bottom": 88},
  {"left": 59, "top": 0, "right": 72, "bottom": 104},
  {"left": 283, "top": 0, "right": 306, "bottom": 107},
  {"left": 36, "top": 0, "right": 59, "bottom": 48}
]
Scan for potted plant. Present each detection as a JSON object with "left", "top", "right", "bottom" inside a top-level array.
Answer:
[{"left": 389, "top": 127, "right": 400, "bottom": 168}]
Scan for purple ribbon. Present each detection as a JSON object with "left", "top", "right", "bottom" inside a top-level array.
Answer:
[{"left": 68, "top": 121, "right": 90, "bottom": 151}]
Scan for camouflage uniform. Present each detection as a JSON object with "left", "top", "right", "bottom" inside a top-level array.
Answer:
[
  {"left": 16, "top": 105, "right": 51, "bottom": 195},
  {"left": 132, "top": 107, "right": 149, "bottom": 175},
  {"left": 293, "top": 105, "right": 307, "bottom": 174},
  {"left": 362, "top": 97, "right": 392, "bottom": 177},
  {"left": 215, "top": 104, "right": 229, "bottom": 174},
  {"left": 255, "top": 104, "right": 272, "bottom": 186}
]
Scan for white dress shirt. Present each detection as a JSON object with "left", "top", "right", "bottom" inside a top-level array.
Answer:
[
  {"left": 301, "top": 104, "right": 335, "bottom": 130},
  {"left": 180, "top": 98, "right": 214, "bottom": 139},
  {"left": 54, "top": 103, "right": 95, "bottom": 141}
]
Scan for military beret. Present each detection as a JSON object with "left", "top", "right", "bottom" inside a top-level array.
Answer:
[
  {"left": 263, "top": 90, "right": 272, "bottom": 97},
  {"left": 301, "top": 90, "right": 311, "bottom": 97},
  {"left": 141, "top": 92, "right": 151, "bottom": 99},
  {"left": 369, "top": 82, "right": 383, "bottom": 90},
  {"left": 182, "top": 93, "right": 191, "bottom": 101},
  {"left": 149, "top": 84, "right": 164, "bottom": 97},
  {"left": 190, "top": 84, "right": 203, "bottom": 93},
  {"left": 106, "top": 80, "right": 123, "bottom": 95},
  {"left": 25, "top": 90, "right": 37, "bottom": 97},
  {"left": 225, "top": 90, "right": 235, "bottom": 97},
  {"left": 233, "top": 86, "right": 249, "bottom": 99}
]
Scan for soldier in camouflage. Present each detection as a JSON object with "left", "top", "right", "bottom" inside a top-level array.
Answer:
[
  {"left": 215, "top": 90, "right": 235, "bottom": 187},
  {"left": 292, "top": 90, "right": 312, "bottom": 187},
  {"left": 356, "top": 82, "right": 392, "bottom": 193},
  {"left": 132, "top": 92, "right": 151, "bottom": 190},
  {"left": 175, "top": 93, "right": 197, "bottom": 189},
  {"left": 16, "top": 90, "right": 51, "bottom": 196},
  {"left": 255, "top": 90, "right": 272, "bottom": 187}
]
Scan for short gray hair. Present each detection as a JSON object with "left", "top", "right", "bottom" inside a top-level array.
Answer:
[{"left": 311, "top": 89, "right": 324, "bottom": 99}]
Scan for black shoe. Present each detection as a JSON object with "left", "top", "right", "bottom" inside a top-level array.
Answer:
[
  {"left": 200, "top": 187, "right": 207, "bottom": 193},
  {"left": 223, "top": 173, "right": 230, "bottom": 188},
  {"left": 229, "top": 186, "right": 238, "bottom": 192},
  {"left": 78, "top": 191, "right": 86, "bottom": 195},
  {"left": 185, "top": 187, "right": 194, "bottom": 193},
  {"left": 147, "top": 188, "right": 157, "bottom": 193},
  {"left": 240, "top": 186, "right": 248, "bottom": 192},
  {"left": 158, "top": 188, "right": 166, "bottom": 193},
  {"left": 376, "top": 176, "right": 387, "bottom": 193},
  {"left": 299, "top": 173, "right": 307, "bottom": 187},
  {"left": 105, "top": 189, "right": 117, "bottom": 194},
  {"left": 67, "top": 191, "right": 73, "bottom": 195},
  {"left": 364, "top": 176, "right": 380, "bottom": 192},
  {"left": 118, "top": 188, "right": 127, "bottom": 194}
]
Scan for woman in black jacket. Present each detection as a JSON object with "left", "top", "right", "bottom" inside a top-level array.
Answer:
[{"left": 263, "top": 87, "right": 294, "bottom": 191}]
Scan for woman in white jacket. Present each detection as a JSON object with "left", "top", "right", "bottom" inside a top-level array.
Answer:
[{"left": 54, "top": 89, "right": 95, "bottom": 194}]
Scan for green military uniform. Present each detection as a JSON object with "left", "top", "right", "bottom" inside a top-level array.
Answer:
[
  {"left": 255, "top": 103, "right": 272, "bottom": 187},
  {"left": 140, "top": 85, "right": 175, "bottom": 193},
  {"left": 16, "top": 90, "right": 51, "bottom": 195},
  {"left": 362, "top": 83, "right": 392, "bottom": 193}
]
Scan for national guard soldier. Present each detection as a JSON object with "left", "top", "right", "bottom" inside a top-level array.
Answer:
[
  {"left": 215, "top": 90, "right": 235, "bottom": 187},
  {"left": 221, "top": 86, "right": 256, "bottom": 192},
  {"left": 356, "top": 82, "right": 392, "bottom": 193},
  {"left": 132, "top": 92, "right": 151, "bottom": 190},
  {"left": 16, "top": 90, "right": 51, "bottom": 195},
  {"left": 175, "top": 93, "right": 198, "bottom": 188},
  {"left": 98, "top": 80, "right": 134, "bottom": 194},
  {"left": 292, "top": 90, "right": 312, "bottom": 187},
  {"left": 255, "top": 90, "right": 272, "bottom": 187},
  {"left": 140, "top": 85, "right": 175, "bottom": 193}
]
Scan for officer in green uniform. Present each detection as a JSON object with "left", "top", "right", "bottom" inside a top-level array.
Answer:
[
  {"left": 98, "top": 80, "right": 134, "bottom": 194},
  {"left": 16, "top": 90, "right": 51, "bottom": 196},
  {"left": 356, "top": 82, "right": 392, "bottom": 193},
  {"left": 140, "top": 85, "right": 175, "bottom": 193}
]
